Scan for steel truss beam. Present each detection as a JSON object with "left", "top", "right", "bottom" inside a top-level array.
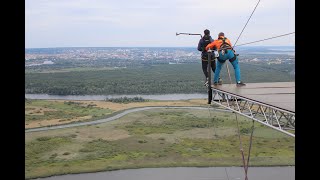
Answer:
[{"left": 211, "top": 89, "right": 295, "bottom": 137}]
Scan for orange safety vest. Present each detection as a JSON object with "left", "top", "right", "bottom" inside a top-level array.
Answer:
[{"left": 205, "top": 36, "right": 232, "bottom": 51}]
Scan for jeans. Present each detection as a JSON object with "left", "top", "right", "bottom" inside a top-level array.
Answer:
[{"left": 213, "top": 50, "right": 241, "bottom": 83}]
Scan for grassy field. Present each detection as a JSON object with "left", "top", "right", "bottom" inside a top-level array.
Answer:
[
  {"left": 25, "top": 107, "right": 295, "bottom": 179},
  {"left": 25, "top": 99, "right": 210, "bottom": 129}
]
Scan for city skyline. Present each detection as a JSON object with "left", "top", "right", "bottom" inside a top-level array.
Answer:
[{"left": 26, "top": 0, "right": 295, "bottom": 48}]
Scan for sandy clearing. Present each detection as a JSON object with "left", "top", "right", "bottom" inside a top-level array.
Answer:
[
  {"left": 38, "top": 99, "right": 207, "bottom": 112},
  {"left": 26, "top": 115, "right": 92, "bottom": 129},
  {"left": 25, "top": 106, "right": 57, "bottom": 115}
]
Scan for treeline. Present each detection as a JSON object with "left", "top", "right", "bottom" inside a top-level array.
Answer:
[
  {"left": 25, "top": 63, "right": 295, "bottom": 95},
  {"left": 105, "top": 97, "right": 148, "bottom": 103}
]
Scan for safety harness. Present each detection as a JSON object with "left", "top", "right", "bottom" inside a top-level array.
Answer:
[{"left": 218, "top": 37, "right": 237, "bottom": 62}]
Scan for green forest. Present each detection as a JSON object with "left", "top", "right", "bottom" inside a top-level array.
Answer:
[{"left": 25, "top": 63, "right": 295, "bottom": 95}]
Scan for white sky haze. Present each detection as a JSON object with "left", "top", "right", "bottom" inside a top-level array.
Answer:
[{"left": 25, "top": 0, "right": 295, "bottom": 48}]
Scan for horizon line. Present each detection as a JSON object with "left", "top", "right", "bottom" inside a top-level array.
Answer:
[{"left": 25, "top": 45, "right": 295, "bottom": 49}]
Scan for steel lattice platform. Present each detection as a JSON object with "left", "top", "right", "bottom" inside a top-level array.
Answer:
[{"left": 210, "top": 82, "right": 295, "bottom": 137}]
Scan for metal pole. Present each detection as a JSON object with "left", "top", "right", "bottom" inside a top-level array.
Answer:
[
  {"left": 176, "top": 32, "right": 202, "bottom": 38},
  {"left": 208, "top": 50, "right": 212, "bottom": 104}
]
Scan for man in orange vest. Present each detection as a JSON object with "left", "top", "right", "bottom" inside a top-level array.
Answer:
[{"left": 205, "top": 32, "right": 245, "bottom": 86}]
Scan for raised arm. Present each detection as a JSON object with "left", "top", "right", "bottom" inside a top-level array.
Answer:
[{"left": 205, "top": 41, "right": 216, "bottom": 51}]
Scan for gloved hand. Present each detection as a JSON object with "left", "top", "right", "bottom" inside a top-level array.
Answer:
[{"left": 214, "top": 50, "right": 219, "bottom": 58}]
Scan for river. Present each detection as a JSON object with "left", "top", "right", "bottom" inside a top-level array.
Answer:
[
  {"left": 25, "top": 93, "right": 207, "bottom": 101},
  {"left": 33, "top": 167, "right": 295, "bottom": 180}
]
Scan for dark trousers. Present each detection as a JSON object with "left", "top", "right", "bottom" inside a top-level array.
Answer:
[{"left": 202, "top": 59, "right": 216, "bottom": 79}]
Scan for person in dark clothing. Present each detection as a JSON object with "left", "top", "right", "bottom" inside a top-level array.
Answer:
[{"left": 197, "top": 29, "right": 221, "bottom": 87}]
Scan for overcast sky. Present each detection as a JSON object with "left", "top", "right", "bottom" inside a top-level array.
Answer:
[{"left": 25, "top": 0, "right": 295, "bottom": 48}]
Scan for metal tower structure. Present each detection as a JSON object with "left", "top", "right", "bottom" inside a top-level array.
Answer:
[{"left": 210, "top": 82, "right": 295, "bottom": 137}]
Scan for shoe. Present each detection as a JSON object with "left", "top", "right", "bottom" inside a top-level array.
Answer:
[
  {"left": 236, "top": 81, "right": 246, "bottom": 87},
  {"left": 213, "top": 82, "right": 221, "bottom": 86},
  {"left": 218, "top": 78, "right": 223, "bottom": 85}
]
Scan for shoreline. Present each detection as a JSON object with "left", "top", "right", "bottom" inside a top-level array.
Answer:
[{"left": 29, "top": 166, "right": 295, "bottom": 180}]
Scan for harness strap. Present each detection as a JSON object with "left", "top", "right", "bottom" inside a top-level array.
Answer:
[
  {"left": 229, "top": 54, "right": 237, "bottom": 62},
  {"left": 219, "top": 37, "right": 232, "bottom": 50}
]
